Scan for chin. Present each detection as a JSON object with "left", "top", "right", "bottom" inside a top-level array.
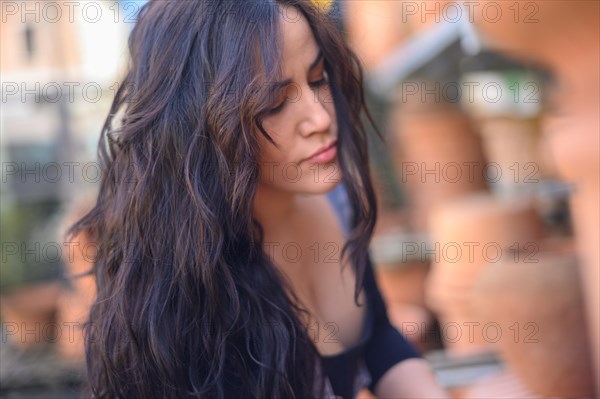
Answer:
[
  {"left": 259, "top": 159, "right": 343, "bottom": 194},
  {"left": 296, "top": 160, "right": 343, "bottom": 194},
  {"left": 299, "top": 179, "right": 342, "bottom": 195}
]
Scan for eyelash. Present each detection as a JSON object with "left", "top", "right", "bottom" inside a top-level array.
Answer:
[
  {"left": 268, "top": 76, "right": 329, "bottom": 114},
  {"left": 309, "top": 77, "right": 329, "bottom": 89}
]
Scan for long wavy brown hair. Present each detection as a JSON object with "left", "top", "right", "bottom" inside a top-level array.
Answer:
[{"left": 66, "top": 0, "right": 379, "bottom": 397}]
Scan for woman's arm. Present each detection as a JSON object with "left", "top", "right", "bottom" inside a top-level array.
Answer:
[
  {"left": 362, "top": 255, "right": 449, "bottom": 398},
  {"left": 373, "top": 358, "right": 449, "bottom": 398}
]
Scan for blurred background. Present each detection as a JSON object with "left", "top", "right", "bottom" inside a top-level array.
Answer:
[{"left": 1, "top": 1, "right": 598, "bottom": 398}]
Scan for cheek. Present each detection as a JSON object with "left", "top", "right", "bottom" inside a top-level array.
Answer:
[
  {"left": 258, "top": 118, "right": 298, "bottom": 163},
  {"left": 256, "top": 130, "right": 296, "bottom": 186}
]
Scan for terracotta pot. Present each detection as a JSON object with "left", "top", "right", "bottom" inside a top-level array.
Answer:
[
  {"left": 344, "top": 0, "right": 409, "bottom": 70},
  {"left": 544, "top": 103, "right": 600, "bottom": 397},
  {"left": 470, "top": 3, "right": 600, "bottom": 392},
  {"left": 470, "top": 1, "right": 597, "bottom": 69},
  {"left": 471, "top": 239, "right": 595, "bottom": 397},
  {"left": 390, "top": 103, "right": 488, "bottom": 232},
  {"left": 0, "top": 282, "right": 63, "bottom": 349},
  {"left": 477, "top": 117, "right": 544, "bottom": 198},
  {"left": 425, "top": 192, "right": 543, "bottom": 353},
  {"left": 374, "top": 261, "right": 429, "bottom": 307}
]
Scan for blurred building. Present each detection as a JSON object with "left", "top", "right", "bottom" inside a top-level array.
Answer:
[{"left": 1, "top": 1, "right": 137, "bottom": 396}]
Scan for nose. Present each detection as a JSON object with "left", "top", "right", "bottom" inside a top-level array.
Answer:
[{"left": 298, "top": 84, "right": 333, "bottom": 137}]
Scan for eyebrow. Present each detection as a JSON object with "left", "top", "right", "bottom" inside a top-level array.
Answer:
[
  {"left": 308, "top": 50, "right": 324, "bottom": 72},
  {"left": 272, "top": 50, "right": 323, "bottom": 89}
]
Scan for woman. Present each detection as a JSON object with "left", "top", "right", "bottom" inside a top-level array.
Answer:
[{"left": 67, "top": 0, "right": 448, "bottom": 397}]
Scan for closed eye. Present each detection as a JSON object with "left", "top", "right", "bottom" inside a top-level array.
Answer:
[
  {"left": 309, "top": 77, "right": 328, "bottom": 89},
  {"left": 268, "top": 100, "right": 285, "bottom": 114},
  {"left": 267, "top": 74, "right": 330, "bottom": 114}
]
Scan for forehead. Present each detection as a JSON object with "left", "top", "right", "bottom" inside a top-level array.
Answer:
[{"left": 278, "top": 6, "right": 320, "bottom": 71}]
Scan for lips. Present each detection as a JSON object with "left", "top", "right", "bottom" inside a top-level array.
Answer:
[{"left": 303, "top": 140, "right": 337, "bottom": 164}]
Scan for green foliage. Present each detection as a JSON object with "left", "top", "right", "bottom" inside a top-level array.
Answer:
[{"left": 1, "top": 200, "right": 65, "bottom": 294}]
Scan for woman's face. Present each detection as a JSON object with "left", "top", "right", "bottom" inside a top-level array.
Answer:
[{"left": 256, "top": 6, "right": 341, "bottom": 195}]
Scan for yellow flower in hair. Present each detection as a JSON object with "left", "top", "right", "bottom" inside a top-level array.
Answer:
[{"left": 310, "top": 0, "right": 334, "bottom": 13}]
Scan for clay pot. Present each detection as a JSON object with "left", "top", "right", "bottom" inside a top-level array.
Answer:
[
  {"left": 471, "top": 239, "right": 595, "bottom": 397},
  {"left": 425, "top": 192, "right": 543, "bottom": 353},
  {"left": 470, "top": 1, "right": 598, "bottom": 71},
  {"left": 344, "top": 0, "right": 410, "bottom": 70},
  {"left": 470, "top": 4, "right": 600, "bottom": 392},
  {"left": 374, "top": 260, "right": 429, "bottom": 308},
  {"left": 389, "top": 103, "right": 488, "bottom": 232},
  {"left": 544, "top": 103, "right": 600, "bottom": 397},
  {"left": 0, "top": 282, "right": 63, "bottom": 349},
  {"left": 476, "top": 117, "right": 544, "bottom": 198}
]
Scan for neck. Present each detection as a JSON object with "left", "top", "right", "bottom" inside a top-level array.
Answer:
[{"left": 253, "top": 184, "right": 299, "bottom": 238}]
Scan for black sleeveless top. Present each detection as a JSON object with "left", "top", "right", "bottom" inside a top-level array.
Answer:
[
  {"left": 221, "top": 184, "right": 421, "bottom": 398},
  {"left": 319, "top": 183, "right": 421, "bottom": 399}
]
